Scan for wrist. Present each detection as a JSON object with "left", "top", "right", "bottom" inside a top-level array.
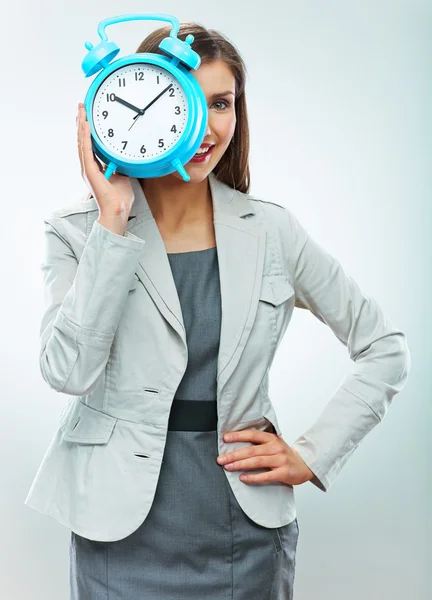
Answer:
[{"left": 97, "top": 214, "right": 128, "bottom": 236}]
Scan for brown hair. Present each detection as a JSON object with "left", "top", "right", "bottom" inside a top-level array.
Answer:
[{"left": 135, "top": 22, "right": 250, "bottom": 194}]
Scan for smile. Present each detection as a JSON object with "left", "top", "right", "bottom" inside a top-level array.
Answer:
[{"left": 190, "top": 144, "right": 215, "bottom": 162}]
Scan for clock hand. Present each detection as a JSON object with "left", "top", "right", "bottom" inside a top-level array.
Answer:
[
  {"left": 138, "top": 83, "right": 173, "bottom": 115},
  {"left": 113, "top": 95, "right": 144, "bottom": 115},
  {"left": 128, "top": 83, "right": 174, "bottom": 132}
]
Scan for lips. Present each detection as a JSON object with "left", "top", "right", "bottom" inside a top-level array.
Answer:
[{"left": 190, "top": 144, "right": 215, "bottom": 162}]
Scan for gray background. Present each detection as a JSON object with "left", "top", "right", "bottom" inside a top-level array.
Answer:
[{"left": 0, "top": 1, "right": 429, "bottom": 598}]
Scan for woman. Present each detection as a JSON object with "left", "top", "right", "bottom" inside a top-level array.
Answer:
[{"left": 25, "top": 22, "right": 410, "bottom": 600}]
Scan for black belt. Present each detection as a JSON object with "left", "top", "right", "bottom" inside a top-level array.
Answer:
[{"left": 167, "top": 399, "right": 218, "bottom": 431}]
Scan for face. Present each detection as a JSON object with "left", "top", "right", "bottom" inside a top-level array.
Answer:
[{"left": 171, "top": 59, "right": 237, "bottom": 183}]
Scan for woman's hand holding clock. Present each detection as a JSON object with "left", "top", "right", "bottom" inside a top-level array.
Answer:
[{"left": 77, "top": 102, "right": 135, "bottom": 235}]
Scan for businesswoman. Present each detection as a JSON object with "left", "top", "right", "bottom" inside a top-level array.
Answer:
[{"left": 25, "top": 21, "right": 410, "bottom": 600}]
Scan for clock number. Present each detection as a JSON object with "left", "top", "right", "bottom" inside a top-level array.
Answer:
[
  {"left": 158, "top": 139, "right": 165, "bottom": 148},
  {"left": 118, "top": 78, "right": 126, "bottom": 87},
  {"left": 107, "top": 93, "right": 116, "bottom": 102},
  {"left": 108, "top": 129, "right": 114, "bottom": 137},
  {"left": 121, "top": 141, "right": 128, "bottom": 150},
  {"left": 169, "top": 88, "right": 175, "bottom": 97},
  {"left": 135, "top": 72, "right": 144, "bottom": 81},
  {"left": 157, "top": 75, "right": 160, "bottom": 84},
  {"left": 140, "top": 145, "right": 147, "bottom": 154},
  {"left": 102, "top": 111, "right": 108, "bottom": 119},
  {"left": 171, "top": 125, "right": 177, "bottom": 134},
  {"left": 174, "top": 106, "right": 180, "bottom": 115}
]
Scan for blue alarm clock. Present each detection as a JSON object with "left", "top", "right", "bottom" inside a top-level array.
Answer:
[{"left": 81, "top": 13, "right": 208, "bottom": 182}]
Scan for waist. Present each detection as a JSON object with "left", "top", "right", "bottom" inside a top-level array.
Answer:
[{"left": 167, "top": 399, "right": 217, "bottom": 431}]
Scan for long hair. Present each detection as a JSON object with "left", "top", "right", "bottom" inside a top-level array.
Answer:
[{"left": 135, "top": 22, "right": 250, "bottom": 193}]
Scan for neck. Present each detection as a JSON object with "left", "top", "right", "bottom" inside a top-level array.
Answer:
[{"left": 140, "top": 174, "right": 212, "bottom": 232}]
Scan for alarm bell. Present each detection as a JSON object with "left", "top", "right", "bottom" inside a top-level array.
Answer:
[{"left": 82, "top": 41, "right": 121, "bottom": 78}]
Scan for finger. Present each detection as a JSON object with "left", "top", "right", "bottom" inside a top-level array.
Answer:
[
  {"left": 94, "top": 153, "right": 105, "bottom": 173},
  {"left": 220, "top": 432, "right": 278, "bottom": 460},
  {"left": 77, "top": 106, "right": 84, "bottom": 174},
  {"left": 78, "top": 107, "right": 104, "bottom": 174},
  {"left": 82, "top": 119, "right": 107, "bottom": 190},
  {"left": 239, "top": 469, "right": 281, "bottom": 483},
  {"left": 224, "top": 429, "right": 274, "bottom": 444},
  {"left": 77, "top": 104, "right": 88, "bottom": 175},
  {"left": 218, "top": 441, "right": 278, "bottom": 466},
  {"left": 223, "top": 454, "right": 281, "bottom": 471}
]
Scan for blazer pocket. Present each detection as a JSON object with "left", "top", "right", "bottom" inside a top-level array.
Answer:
[
  {"left": 259, "top": 275, "right": 295, "bottom": 307},
  {"left": 62, "top": 400, "right": 117, "bottom": 444}
]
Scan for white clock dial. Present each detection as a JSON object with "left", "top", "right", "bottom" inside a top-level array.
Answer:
[{"left": 92, "top": 63, "right": 188, "bottom": 161}]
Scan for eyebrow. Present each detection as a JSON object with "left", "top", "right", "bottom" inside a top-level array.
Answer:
[{"left": 210, "top": 91, "right": 235, "bottom": 98}]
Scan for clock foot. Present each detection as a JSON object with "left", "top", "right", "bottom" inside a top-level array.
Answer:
[
  {"left": 172, "top": 158, "right": 190, "bottom": 182},
  {"left": 104, "top": 161, "right": 118, "bottom": 180}
]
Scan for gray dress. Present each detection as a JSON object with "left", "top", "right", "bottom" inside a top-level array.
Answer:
[{"left": 70, "top": 246, "right": 299, "bottom": 600}]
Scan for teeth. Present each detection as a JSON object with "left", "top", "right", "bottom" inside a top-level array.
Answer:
[{"left": 196, "top": 146, "right": 211, "bottom": 155}]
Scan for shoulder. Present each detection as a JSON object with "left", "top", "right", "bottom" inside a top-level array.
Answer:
[
  {"left": 42, "top": 195, "right": 98, "bottom": 251},
  {"left": 239, "top": 191, "right": 309, "bottom": 279},
  {"left": 43, "top": 195, "right": 98, "bottom": 246},
  {"left": 244, "top": 192, "right": 301, "bottom": 234},
  {"left": 243, "top": 191, "right": 309, "bottom": 259},
  {"left": 45, "top": 194, "right": 98, "bottom": 223},
  {"left": 246, "top": 193, "right": 286, "bottom": 212}
]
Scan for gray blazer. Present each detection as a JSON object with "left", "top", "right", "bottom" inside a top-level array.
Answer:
[{"left": 24, "top": 173, "right": 410, "bottom": 542}]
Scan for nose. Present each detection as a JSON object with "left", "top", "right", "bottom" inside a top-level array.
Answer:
[{"left": 204, "top": 120, "right": 211, "bottom": 137}]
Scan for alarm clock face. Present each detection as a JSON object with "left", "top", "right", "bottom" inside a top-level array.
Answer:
[{"left": 91, "top": 63, "right": 189, "bottom": 161}]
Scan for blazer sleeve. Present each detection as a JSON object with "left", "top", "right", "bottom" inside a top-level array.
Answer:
[
  {"left": 39, "top": 216, "right": 146, "bottom": 396},
  {"left": 284, "top": 209, "right": 411, "bottom": 492}
]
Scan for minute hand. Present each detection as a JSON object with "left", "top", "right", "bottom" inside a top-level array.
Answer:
[{"left": 132, "top": 83, "right": 173, "bottom": 121}]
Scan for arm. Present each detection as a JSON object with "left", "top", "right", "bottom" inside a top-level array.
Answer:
[
  {"left": 285, "top": 209, "right": 411, "bottom": 492},
  {"left": 39, "top": 216, "right": 146, "bottom": 396}
]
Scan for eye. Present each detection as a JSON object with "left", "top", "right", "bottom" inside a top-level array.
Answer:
[{"left": 211, "top": 99, "right": 230, "bottom": 110}]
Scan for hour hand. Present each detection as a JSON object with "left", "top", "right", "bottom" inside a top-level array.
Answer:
[{"left": 113, "top": 94, "right": 144, "bottom": 115}]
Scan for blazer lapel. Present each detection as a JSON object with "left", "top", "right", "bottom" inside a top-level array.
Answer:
[{"left": 119, "top": 173, "right": 267, "bottom": 389}]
